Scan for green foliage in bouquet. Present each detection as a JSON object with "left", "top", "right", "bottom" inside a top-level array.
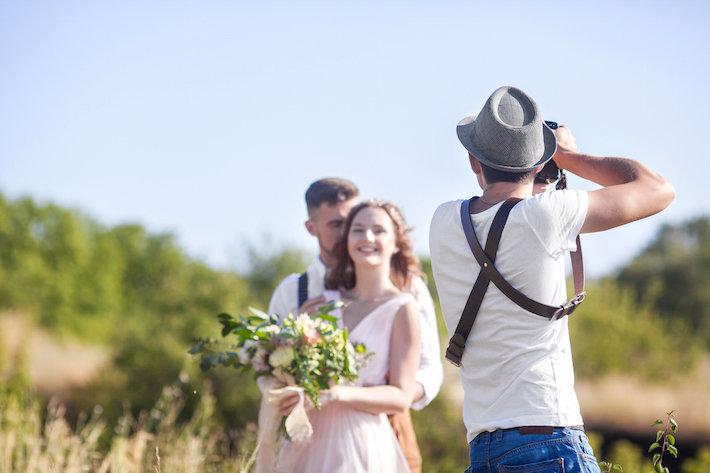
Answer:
[{"left": 189, "top": 302, "right": 371, "bottom": 408}]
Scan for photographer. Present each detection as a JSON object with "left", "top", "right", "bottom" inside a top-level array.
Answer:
[{"left": 429, "top": 86, "right": 674, "bottom": 473}]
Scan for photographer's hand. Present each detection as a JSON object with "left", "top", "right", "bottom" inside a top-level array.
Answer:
[{"left": 553, "top": 125, "right": 578, "bottom": 153}]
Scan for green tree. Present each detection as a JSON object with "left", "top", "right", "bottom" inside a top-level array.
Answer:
[
  {"left": 618, "top": 217, "right": 710, "bottom": 343},
  {"left": 569, "top": 279, "right": 699, "bottom": 379}
]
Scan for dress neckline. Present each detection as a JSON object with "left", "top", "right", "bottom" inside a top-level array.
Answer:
[{"left": 339, "top": 293, "right": 407, "bottom": 335}]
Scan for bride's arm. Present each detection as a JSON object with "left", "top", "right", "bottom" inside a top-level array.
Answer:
[{"left": 328, "top": 300, "right": 421, "bottom": 415}]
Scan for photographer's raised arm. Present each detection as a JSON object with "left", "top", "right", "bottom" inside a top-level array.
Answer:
[{"left": 552, "top": 127, "right": 676, "bottom": 233}]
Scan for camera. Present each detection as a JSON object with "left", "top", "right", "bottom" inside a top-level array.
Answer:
[{"left": 535, "top": 120, "right": 567, "bottom": 189}]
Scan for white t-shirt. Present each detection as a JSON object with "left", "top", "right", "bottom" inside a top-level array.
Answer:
[{"left": 429, "top": 190, "right": 588, "bottom": 442}]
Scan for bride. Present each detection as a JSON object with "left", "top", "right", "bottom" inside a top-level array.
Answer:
[{"left": 277, "top": 199, "right": 422, "bottom": 473}]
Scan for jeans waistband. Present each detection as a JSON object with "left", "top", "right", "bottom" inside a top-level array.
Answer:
[{"left": 473, "top": 425, "right": 585, "bottom": 443}]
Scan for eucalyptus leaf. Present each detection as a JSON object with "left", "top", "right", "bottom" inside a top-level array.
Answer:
[
  {"left": 248, "top": 307, "right": 271, "bottom": 319},
  {"left": 199, "top": 355, "right": 214, "bottom": 372},
  {"left": 318, "top": 313, "right": 338, "bottom": 324},
  {"left": 318, "top": 300, "right": 344, "bottom": 315}
]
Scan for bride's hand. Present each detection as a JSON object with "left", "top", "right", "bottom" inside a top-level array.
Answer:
[
  {"left": 318, "top": 386, "right": 341, "bottom": 407},
  {"left": 278, "top": 390, "right": 301, "bottom": 417},
  {"left": 280, "top": 386, "right": 342, "bottom": 416}
]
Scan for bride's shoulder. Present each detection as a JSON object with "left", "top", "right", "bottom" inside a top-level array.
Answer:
[
  {"left": 391, "top": 295, "right": 420, "bottom": 339},
  {"left": 396, "top": 291, "right": 417, "bottom": 306},
  {"left": 393, "top": 293, "right": 418, "bottom": 320}
]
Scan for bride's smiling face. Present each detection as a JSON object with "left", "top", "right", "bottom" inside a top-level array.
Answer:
[{"left": 347, "top": 207, "right": 399, "bottom": 269}]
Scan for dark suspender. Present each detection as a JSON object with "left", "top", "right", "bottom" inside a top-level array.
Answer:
[
  {"left": 445, "top": 197, "right": 586, "bottom": 367},
  {"left": 297, "top": 272, "right": 309, "bottom": 309}
]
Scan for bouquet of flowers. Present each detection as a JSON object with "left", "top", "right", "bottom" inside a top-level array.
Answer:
[{"left": 189, "top": 302, "right": 371, "bottom": 408}]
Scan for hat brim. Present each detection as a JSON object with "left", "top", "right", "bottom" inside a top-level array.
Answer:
[{"left": 456, "top": 115, "right": 557, "bottom": 172}]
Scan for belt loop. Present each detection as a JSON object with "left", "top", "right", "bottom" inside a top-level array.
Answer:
[{"left": 494, "top": 429, "right": 503, "bottom": 442}]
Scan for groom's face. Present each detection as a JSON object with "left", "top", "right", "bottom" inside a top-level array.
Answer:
[{"left": 306, "top": 198, "right": 358, "bottom": 257}]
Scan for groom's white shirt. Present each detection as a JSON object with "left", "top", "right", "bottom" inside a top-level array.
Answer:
[{"left": 268, "top": 257, "right": 444, "bottom": 410}]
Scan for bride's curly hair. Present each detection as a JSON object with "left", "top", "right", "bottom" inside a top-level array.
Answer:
[{"left": 325, "top": 200, "right": 421, "bottom": 291}]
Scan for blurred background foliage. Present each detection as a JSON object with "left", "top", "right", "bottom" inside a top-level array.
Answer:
[{"left": 0, "top": 191, "right": 708, "bottom": 472}]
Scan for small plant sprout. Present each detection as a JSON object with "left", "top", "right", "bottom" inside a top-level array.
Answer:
[
  {"left": 598, "top": 460, "right": 623, "bottom": 472},
  {"left": 597, "top": 411, "right": 679, "bottom": 473}
]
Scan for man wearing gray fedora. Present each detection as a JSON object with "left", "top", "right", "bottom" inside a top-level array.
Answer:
[{"left": 429, "top": 86, "right": 675, "bottom": 472}]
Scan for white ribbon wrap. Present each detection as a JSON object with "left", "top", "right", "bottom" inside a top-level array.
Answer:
[{"left": 255, "top": 377, "right": 313, "bottom": 473}]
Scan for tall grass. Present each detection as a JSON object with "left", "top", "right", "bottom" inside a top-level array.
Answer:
[{"left": 0, "top": 382, "right": 256, "bottom": 473}]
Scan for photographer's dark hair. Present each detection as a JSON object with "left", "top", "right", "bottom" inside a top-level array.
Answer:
[
  {"left": 325, "top": 200, "right": 421, "bottom": 291},
  {"left": 480, "top": 162, "right": 537, "bottom": 184},
  {"left": 305, "top": 178, "right": 359, "bottom": 213}
]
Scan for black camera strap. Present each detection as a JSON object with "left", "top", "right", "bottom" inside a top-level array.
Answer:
[
  {"left": 297, "top": 272, "right": 309, "bottom": 309},
  {"left": 445, "top": 196, "right": 586, "bottom": 367}
]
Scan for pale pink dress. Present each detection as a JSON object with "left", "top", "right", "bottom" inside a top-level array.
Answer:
[{"left": 279, "top": 291, "right": 414, "bottom": 473}]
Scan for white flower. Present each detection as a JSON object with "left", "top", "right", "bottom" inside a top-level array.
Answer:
[
  {"left": 237, "top": 346, "right": 252, "bottom": 365},
  {"left": 263, "top": 324, "right": 280, "bottom": 336},
  {"left": 269, "top": 346, "right": 295, "bottom": 368},
  {"left": 295, "top": 314, "right": 316, "bottom": 333},
  {"left": 237, "top": 339, "right": 258, "bottom": 365}
]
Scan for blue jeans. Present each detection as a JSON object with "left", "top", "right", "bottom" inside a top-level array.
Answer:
[{"left": 466, "top": 427, "right": 601, "bottom": 473}]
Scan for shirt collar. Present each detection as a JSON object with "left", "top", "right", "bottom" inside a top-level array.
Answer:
[{"left": 310, "top": 256, "right": 328, "bottom": 282}]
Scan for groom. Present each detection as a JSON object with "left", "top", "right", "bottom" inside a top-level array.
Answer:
[
  {"left": 429, "top": 86, "right": 675, "bottom": 471},
  {"left": 268, "top": 177, "right": 444, "bottom": 473}
]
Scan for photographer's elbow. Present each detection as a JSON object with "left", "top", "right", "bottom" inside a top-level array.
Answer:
[{"left": 656, "top": 179, "right": 676, "bottom": 212}]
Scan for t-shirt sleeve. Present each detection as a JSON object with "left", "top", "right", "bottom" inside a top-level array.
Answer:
[
  {"left": 523, "top": 190, "right": 589, "bottom": 258},
  {"left": 429, "top": 200, "right": 461, "bottom": 259}
]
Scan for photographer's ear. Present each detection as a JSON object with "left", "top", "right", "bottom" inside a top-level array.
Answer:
[
  {"left": 468, "top": 153, "right": 483, "bottom": 175},
  {"left": 469, "top": 153, "right": 488, "bottom": 188}
]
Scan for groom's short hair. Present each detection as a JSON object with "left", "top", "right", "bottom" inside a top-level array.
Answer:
[{"left": 305, "top": 178, "right": 359, "bottom": 212}]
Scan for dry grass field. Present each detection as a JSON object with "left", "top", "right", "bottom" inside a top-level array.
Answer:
[
  {"left": 575, "top": 359, "right": 710, "bottom": 441},
  {"left": 440, "top": 356, "right": 710, "bottom": 442},
  {"left": 2, "top": 312, "right": 708, "bottom": 472},
  {"left": 0, "top": 383, "right": 257, "bottom": 473}
]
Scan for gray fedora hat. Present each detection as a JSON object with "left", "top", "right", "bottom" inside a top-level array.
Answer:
[{"left": 457, "top": 86, "right": 557, "bottom": 172}]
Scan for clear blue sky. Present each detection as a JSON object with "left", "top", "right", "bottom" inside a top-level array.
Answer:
[{"left": 2, "top": 1, "right": 709, "bottom": 277}]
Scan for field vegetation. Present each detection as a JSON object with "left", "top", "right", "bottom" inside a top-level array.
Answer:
[{"left": 0, "top": 192, "right": 708, "bottom": 472}]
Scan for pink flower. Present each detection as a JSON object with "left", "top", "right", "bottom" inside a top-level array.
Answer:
[
  {"left": 304, "top": 329, "right": 321, "bottom": 345},
  {"left": 295, "top": 314, "right": 321, "bottom": 345}
]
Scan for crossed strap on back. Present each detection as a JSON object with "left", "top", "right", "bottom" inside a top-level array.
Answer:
[{"left": 445, "top": 197, "right": 586, "bottom": 367}]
